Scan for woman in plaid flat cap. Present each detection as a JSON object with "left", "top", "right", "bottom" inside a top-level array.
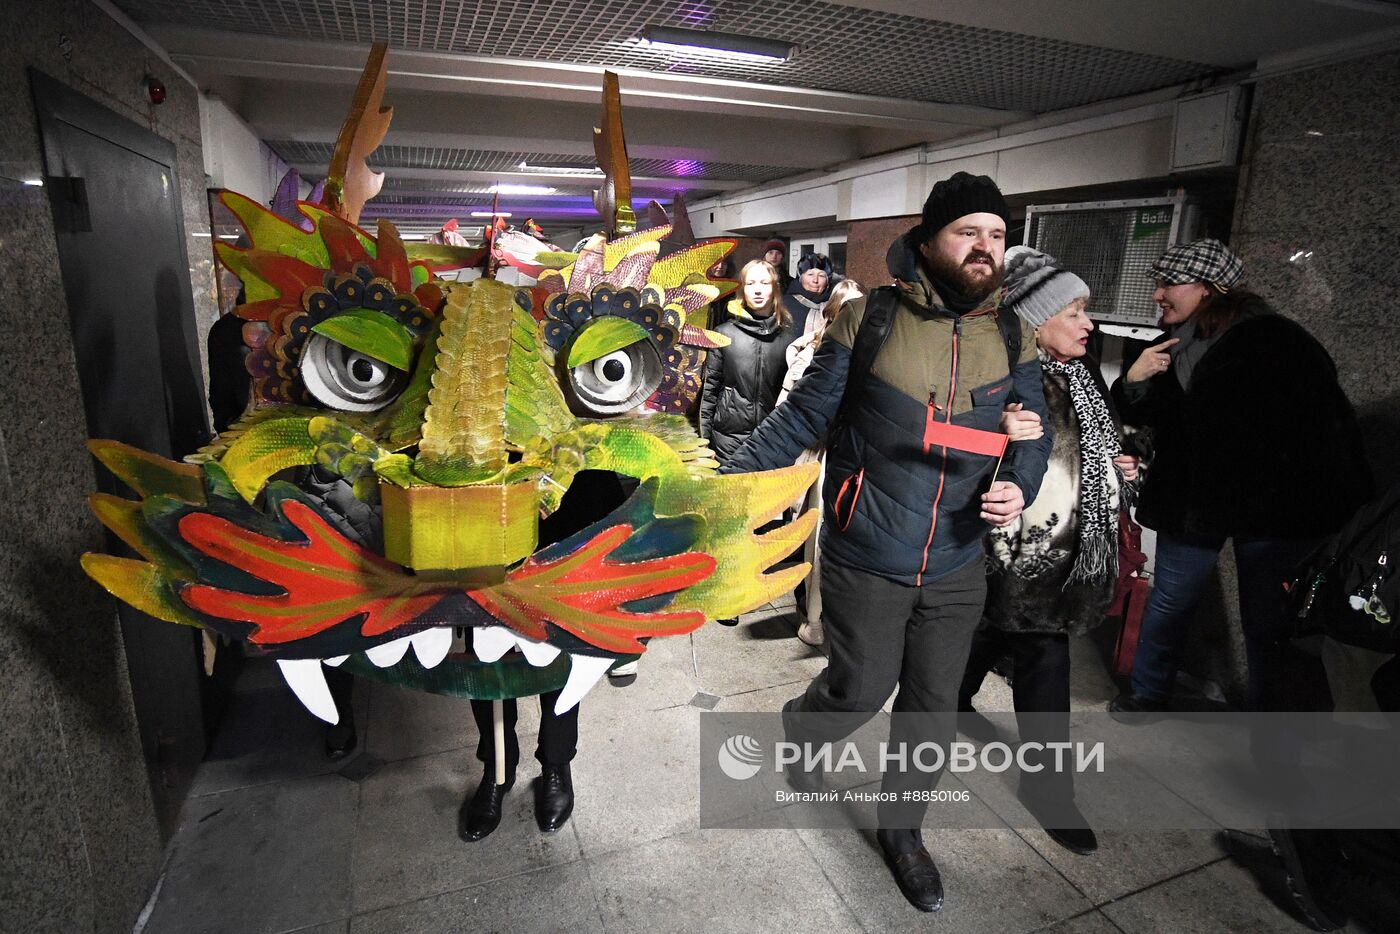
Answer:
[{"left": 1107, "top": 238, "right": 1370, "bottom": 714}]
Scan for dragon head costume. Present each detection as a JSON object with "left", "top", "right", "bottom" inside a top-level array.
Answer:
[{"left": 80, "top": 58, "right": 816, "bottom": 721}]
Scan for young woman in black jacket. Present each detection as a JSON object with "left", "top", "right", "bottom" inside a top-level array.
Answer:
[
  {"left": 699, "top": 260, "right": 798, "bottom": 464},
  {"left": 1107, "top": 239, "right": 1371, "bottom": 714}
]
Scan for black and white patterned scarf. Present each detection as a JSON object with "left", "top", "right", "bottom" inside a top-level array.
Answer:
[{"left": 1042, "top": 357, "right": 1120, "bottom": 585}]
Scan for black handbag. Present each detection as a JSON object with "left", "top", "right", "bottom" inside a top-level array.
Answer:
[{"left": 1288, "top": 484, "right": 1399, "bottom": 653}]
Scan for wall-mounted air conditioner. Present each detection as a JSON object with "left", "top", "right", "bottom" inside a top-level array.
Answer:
[{"left": 1023, "top": 195, "right": 1200, "bottom": 331}]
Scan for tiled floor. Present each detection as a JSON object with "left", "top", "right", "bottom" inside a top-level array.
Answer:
[{"left": 138, "top": 598, "right": 1370, "bottom": 933}]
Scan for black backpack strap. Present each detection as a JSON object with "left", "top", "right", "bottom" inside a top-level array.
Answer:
[
  {"left": 995, "top": 308, "right": 1022, "bottom": 374},
  {"left": 828, "top": 286, "right": 899, "bottom": 447}
]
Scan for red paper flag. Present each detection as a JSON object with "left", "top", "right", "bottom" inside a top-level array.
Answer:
[{"left": 923, "top": 412, "right": 1009, "bottom": 458}]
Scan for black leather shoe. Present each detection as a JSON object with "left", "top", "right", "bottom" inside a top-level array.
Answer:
[
  {"left": 1108, "top": 692, "right": 1167, "bottom": 720},
  {"left": 1269, "top": 828, "right": 1349, "bottom": 931},
  {"left": 1019, "top": 792, "right": 1098, "bottom": 855},
  {"left": 1045, "top": 825, "right": 1098, "bottom": 855},
  {"left": 458, "top": 774, "right": 513, "bottom": 842},
  {"left": 324, "top": 721, "right": 358, "bottom": 760},
  {"left": 781, "top": 757, "right": 826, "bottom": 795},
  {"left": 535, "top": 764, "right": 574, "bottom": 833},
  {"left": 880, "top": 845, "right": 944, "bottom": 912},
  {"left": 956, "top": 705, "right": 999, "bottom": 744}
]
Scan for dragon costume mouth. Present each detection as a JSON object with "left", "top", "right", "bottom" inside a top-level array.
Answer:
[
  {"left": 282, "top": 624, "right": 635, "bottom": 721},
  {"left": 223, "top": 472, "right": 646, "bottom": 720}
]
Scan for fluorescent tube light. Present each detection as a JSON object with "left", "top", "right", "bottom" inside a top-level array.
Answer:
[
  {"left": 517, "top": 162, "right": 603, "bottom": 175},
  {"left": 471, "top": 211, "right": 513, "bottom": 218},
  {"left": 639, "top": 26, "right": 796, "bottom": 63},
  {"left": 489, "top": 183, "right": 556, "bottom": 195}
]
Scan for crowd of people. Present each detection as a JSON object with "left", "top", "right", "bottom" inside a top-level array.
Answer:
[
  {"left": 210, "top": 168, "right": 1392, "bottom": 927},
  {"left": 699, "top": 171, "right": 1390, "bottom": 923}
]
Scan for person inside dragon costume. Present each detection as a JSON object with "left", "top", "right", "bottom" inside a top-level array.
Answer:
[{"left": 81, "top": 53, "right": 817, "bottom": 842}]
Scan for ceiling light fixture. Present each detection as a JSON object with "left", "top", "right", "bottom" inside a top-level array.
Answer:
[
  {"left": 517, "top": 161, "right": 603, "bottom": 175},
  {"left": 639, "top": 25, "right": 797, "bottom": 63},
  {"left": 470, "top": 211, "right": 513, "bottom": 218},
  {"left": 489, "top": 183, "right": 556, "bottom": 195}
]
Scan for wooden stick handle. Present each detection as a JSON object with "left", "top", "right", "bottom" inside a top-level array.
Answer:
[
  {"left": 492, "top": 700, "right": 506, "bottom": 786},
  {"left": 989, "top": 449, "right": 1006, "bottom": 489}
]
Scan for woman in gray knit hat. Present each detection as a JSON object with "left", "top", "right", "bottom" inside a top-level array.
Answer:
[{"left": 959, "top": 246, "right": 1140, "bottom": 856}]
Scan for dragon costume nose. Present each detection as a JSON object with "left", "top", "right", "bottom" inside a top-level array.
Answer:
[
  {"left": 380, "top": 481, "right": 538, "bottom": 574},
  {"left": 385, "top": 278, "right": 540, "bottom": 574}
]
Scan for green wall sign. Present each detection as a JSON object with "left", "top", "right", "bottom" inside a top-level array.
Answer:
[{"left": 1132, "top": 207, "right": 1173, "bottom": 241}]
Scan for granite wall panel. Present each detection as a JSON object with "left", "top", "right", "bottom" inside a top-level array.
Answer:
[
  {"left": 844, "top": 215, "right": 912, "bottom": 290},
  {"left": 1178, "top": 51, "right": 1400, "bottom": 704},
  {"left": 1247, "top": 53, "right": 1400, "bottom": 145},
  {"left": 1233, "top": 49, "right": 1400, "bottom": 476},
  {"left": 0, "top": 2, "right": 217, "bottom": 931}
]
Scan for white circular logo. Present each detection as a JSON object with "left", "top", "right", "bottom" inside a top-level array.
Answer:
[{"left": 717, "top": 734, "right": 763, "bottom": 780}]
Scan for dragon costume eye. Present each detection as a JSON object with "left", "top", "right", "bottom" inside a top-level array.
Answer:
[
  {"left": 568, "top": 341, "right": 662, "bottom": 414},
  {"left": 300, "top": 333, "right": 408, "bottom": 412}
]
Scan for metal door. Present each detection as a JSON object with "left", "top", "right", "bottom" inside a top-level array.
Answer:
[{"left": 31, "top": 69, "right": 211, "bottom": 832}]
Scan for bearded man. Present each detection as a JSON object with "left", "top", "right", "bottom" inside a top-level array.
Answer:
[{"left": 724, "top": 172, "right": 1052, "bottom": 913}]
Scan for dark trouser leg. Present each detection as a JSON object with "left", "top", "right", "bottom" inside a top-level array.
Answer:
[
  {"left": 1009, "top": 633, "right": 1073, "bottom": 806},
  {"left": 535, "top": 690, "right": 579, "bottom": 766},
  {"left": 1234, "top": 536, "right": 1325, "bottom": 712},
  {"left": 958, "top": 622, "right": 1009, "bottom": 710},
  {"left": 877, "top": 559, "right": 987, "bottom": 850},
  {"left": 1334, "top": 660, "right": 1400, "bottom": 897},
  {"left": 471, "top": 697, "right": 520, "bottom": 780},
  {"left": 783, "top": 559, "right": 915, "bottom": 746},
  {"left": 322, "top": 665, "right": 357, "bottom": 756},
  {"left": 1234, "top": 537, "right": 1328, "bottom": 813},
  {"left": 1375, "top": 656, "right": 1400, "bottom": 712},
  {"left": 326, "top": 665, "right": 355, "bottom": 722},
  {"left": 1129, "top": 533, "right": 1225, "bottom": 701}
]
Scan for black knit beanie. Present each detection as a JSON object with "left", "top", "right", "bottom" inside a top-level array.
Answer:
[
  {"left": 919, "top": 172, "right": 1009, "bottom": 239},
  {"left": 796, "top": 252, "right": 833, "bottom": 276}
]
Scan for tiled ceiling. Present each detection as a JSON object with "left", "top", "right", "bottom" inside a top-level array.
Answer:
[
  {"left": 369, "top": 194, "right": 491, "bottom": 207},
  {"left": 267, "top": 141, "right": 795, "bottom": 185},
  {"left": 117, "top": 0, "right": 1216, "bottom": 112}
]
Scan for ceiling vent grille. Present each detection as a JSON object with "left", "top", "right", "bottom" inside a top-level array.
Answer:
[
  {"left": 265, "top": 141, "right": 793, "bottom": 184},
  {"left": 120, "top": 0, "right": 1213, "bottom": 112}
]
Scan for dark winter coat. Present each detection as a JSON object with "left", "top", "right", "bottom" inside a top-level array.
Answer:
[
  {"left": 723, "top": 232, "right": 1053, "bottom": 587},
  {"left": 784, "top": 277, "right": 834, "bottom": 336},
  {"left": 772, "top": 266, "right": 794, "bottom": 296},
  {"left": 699, "top": 310, "right": 797, "bottom": 463},
  {"left": 1112, "top": 297, "right": 1371, "bottom": 540},
  {"left": 985, "top": 361, "right": 1122, "bottom": 635},
  {"left": 207, "top": 311, "right": 250, "bottom": 433},
  {"left": 781, "top": 281, "right": 826, "bottom": 336}
]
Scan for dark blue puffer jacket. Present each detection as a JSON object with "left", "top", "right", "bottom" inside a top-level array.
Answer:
[{"left": 723, "top": 235, "right": 1053, "bottom": 586}]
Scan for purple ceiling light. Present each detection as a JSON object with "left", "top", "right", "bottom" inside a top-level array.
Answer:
[{"left": 668, "top": 159, "right": 703, "bottom": 178}]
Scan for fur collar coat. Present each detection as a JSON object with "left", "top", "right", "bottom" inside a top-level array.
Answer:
[{"left": 984, "top": 361, "right": 1122, "bottom": 635}]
